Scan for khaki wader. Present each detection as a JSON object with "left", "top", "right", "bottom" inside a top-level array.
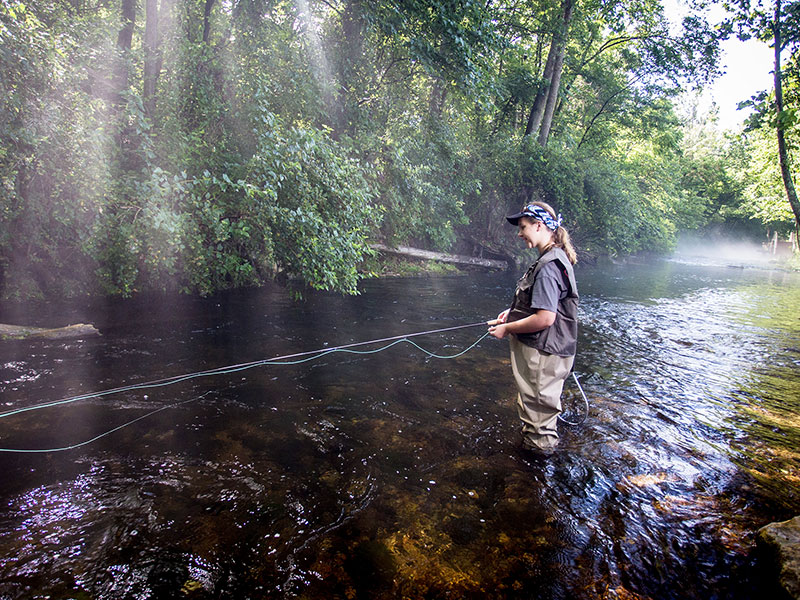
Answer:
[{"left": 509, "top": 336, "right": 575, "bottom": 450}]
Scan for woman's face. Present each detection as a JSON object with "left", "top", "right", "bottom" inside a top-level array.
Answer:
[{"left": 517, "top": 217, "right": 543, "bottom": 249}]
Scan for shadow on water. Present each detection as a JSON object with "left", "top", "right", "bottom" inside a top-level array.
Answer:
[{"left": 0, "top": 260, "right": 798, "bottom": 599}]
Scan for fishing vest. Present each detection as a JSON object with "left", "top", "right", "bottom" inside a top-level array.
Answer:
[{"left": 507, "top": 247, "right": 579, "bottom": 357}]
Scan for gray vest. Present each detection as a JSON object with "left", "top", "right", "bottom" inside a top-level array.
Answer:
[{"left": 507, "top": 247, "right": 579, "bottom": 357}]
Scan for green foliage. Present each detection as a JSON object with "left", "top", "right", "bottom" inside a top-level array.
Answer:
[
  {"left": 88, "top": 105, "right": 380, "bottom": 297},
  {"left": 243, "top": 107, "right": 380, "bottom": 295},
  {"left": 365, "top": 0, "right": 503, "bottom": 100},
  {"left": 722, "top": 0, "right": 800, "bottom": 232},
  {"left": 0, "top": 0, "right": 789, "bottom": 300},
  {"left": 180, "top": 172, "right": 264, "bottom": 296},
  {"left": 0, "top": 0, "right": 118, "bottom": 297},
  {"left": 731, "top": 126, "right": 797, "bottom": 233},
  {"left": 377, "top": 117, "right": 477, "bottom": 250}
]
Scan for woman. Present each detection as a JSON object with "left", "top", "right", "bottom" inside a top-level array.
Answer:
[{"left": 488, "top": 201, "right": 579, "bottom": 452}]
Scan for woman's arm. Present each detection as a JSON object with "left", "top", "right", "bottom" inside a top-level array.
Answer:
[{"left": 488, "top": 309, "right": 555, "bottom": 339}]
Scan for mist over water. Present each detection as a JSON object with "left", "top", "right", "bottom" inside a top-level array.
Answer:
[
  {"left": 0, "top": 258, "right": 798, "bottom": 599},
  {"left": 671, "top": 233, "right": 781, "bottom": 267}
]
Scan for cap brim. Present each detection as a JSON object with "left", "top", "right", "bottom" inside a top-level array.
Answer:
[{"left": 506, "top": 212, "right": 525, "bottom": 225}]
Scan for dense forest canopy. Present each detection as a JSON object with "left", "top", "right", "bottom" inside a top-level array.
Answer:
[{"left": 0, "top": 0, "right": 797, "bottom": 299}]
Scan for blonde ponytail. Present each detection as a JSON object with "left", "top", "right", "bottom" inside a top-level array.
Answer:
[{"left": 554, "top": 227, "right": 578, "bottom": 265}]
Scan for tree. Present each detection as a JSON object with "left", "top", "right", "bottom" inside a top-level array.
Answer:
[
  {"left": 143, "top": 0, "right": 163, "bottom": 119},
  {"left": 112, "top": 0, "right": 136, "bottom": 108},
  {"left": 772, "top": 0, "right": 800, "bottom": 234},
  {"left": 731, "top": 122, "right": 797, "bottom": 234},
  {"left": 0, "top": 0, "right": 752, "bottom": 299},
  {"left": 513, "top": 0, "right": 719, "bottom": 147},
  {"left": 725, "top": 0, "right": 800, "bottom": 235},
  {"left": 525, "top": 0, "right": 575, "bottom": 145}
]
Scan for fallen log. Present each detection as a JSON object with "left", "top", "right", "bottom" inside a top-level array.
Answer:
[
  {"left": 371, "top": 244, "right": 508, "bottom": 270},
  {"left": 0, "top": 323, "right": 100, "bottom": 340}
]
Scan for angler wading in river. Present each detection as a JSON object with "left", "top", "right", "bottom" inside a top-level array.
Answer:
[{"left": 488, "top": 201, "right": 579, "bottom": 452}]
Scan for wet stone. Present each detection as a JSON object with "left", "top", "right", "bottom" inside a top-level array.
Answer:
[{"left": 757, "top": 516, "right": 800, "bottom": 600}]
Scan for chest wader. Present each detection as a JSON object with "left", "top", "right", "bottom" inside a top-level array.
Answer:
[{"left": 506, "top": 247, "right": 579, "bottom": 451}]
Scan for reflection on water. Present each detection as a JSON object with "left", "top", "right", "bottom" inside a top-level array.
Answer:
[{"left": 0, "top": 259, "right": 798, "bottom": 598}]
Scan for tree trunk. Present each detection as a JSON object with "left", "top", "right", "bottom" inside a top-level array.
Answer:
[
  {"left": 773, "top": 0, "right": 800, "bottom": 235},
  {"left": 116, "top": 0, "right": 135, "bottom": 58},
  {"left": 537, "top": 40, "right": 566, "bottom": 146},
  {"left": 202, "top": 0, "right": 215, "bottom": 44},
  {"left": 429, "top": 80, "right": 447, "bottom": 117},
  {"left": 537, "top": 0, "right": 574, "bottom": 147},
  {"left": 524, "top": 41, "right": 557, "bottom": 136},
  {"left": 335, "top": 0, "right": 365, "bottom": 133},
  {"left": 111, "top": 0, "right": 136, "bottom": 107},
  {"left": 143, "top": 0, "right": 160, "bottom": 119}
]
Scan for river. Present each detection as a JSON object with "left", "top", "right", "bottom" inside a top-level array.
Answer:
[{"left": 0, "top": 255, "right": 798, "bottom": 599}]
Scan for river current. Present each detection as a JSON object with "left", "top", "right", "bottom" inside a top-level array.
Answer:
[{"left": 0, "top": 255, "right": 798, "bottom": 599}]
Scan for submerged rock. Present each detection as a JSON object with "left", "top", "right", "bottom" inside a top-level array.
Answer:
[
  {"left": 0, "top": 323, "right": 100, "bottom": 340},
  {"left": 757, "top": 515, "right": 800, "bottom": 599}
]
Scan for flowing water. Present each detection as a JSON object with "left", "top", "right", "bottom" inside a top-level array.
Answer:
[{"left": 0, "top": 256, "right": 798, "bottom": 599}]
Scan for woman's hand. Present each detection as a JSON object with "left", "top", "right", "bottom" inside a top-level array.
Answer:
[
  {"left": 488, "top": 322, "right": 508, "bottom": 339},
  {"left": 487, "top": 309, "right": 510, "bottom": 339}
]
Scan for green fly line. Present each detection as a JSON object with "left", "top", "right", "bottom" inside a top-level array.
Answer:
[
  {"left": 0, "top": 323, "right": 493, "bottom": 453},
  {"left": 0, "top": 321, "right": 589, "bottom": 453}
]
